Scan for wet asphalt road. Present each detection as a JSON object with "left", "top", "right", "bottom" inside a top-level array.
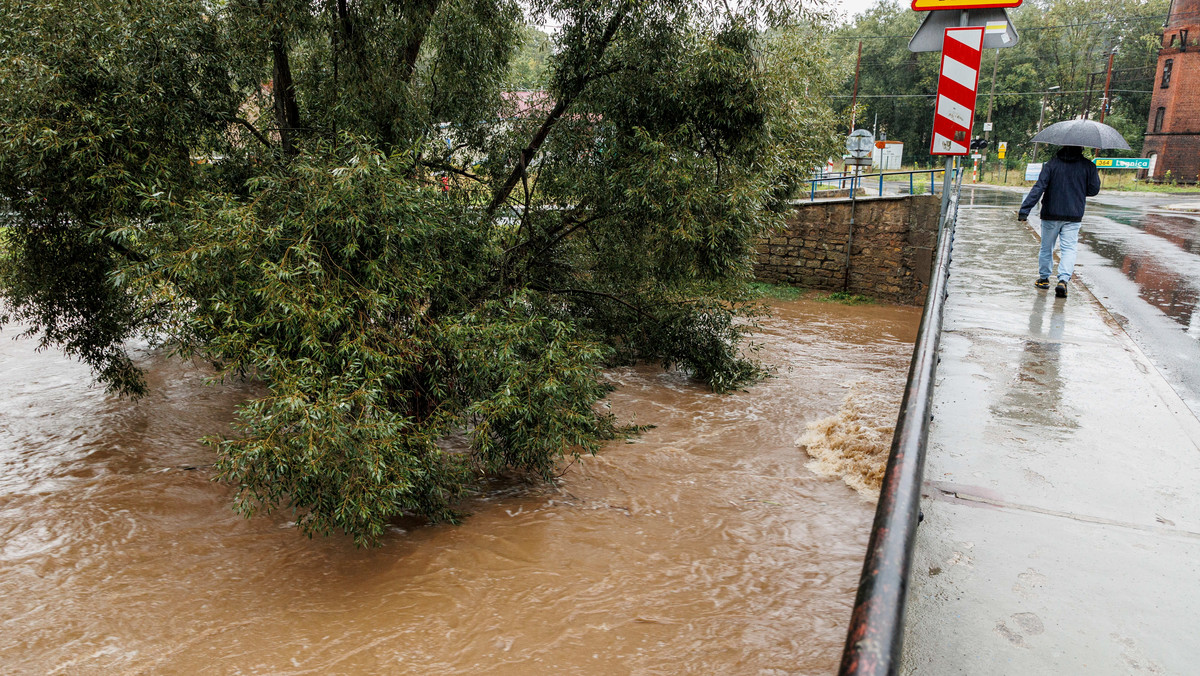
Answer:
[{"left": 960, "top": 184, "right": 1200, "bottom": 418}]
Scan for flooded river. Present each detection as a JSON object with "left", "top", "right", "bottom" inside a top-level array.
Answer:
[{"left": 0, "top": 298, "right": 919, "bottom": 674}]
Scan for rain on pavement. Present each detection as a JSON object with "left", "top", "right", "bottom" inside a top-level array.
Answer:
[{"left": 960, "top": 184, "right": 1200, "bottom": 417}]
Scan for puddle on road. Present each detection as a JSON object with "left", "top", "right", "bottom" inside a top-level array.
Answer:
[
  {"left": 1079, "top": 211, "right": 1200, "bottom": 333},
  {"left": 0, "top": 298, "right": 918, "bottom": 674}
]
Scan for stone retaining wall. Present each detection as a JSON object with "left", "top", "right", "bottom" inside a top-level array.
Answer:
[{"left": 754, "top": 194, "right": 940, "bottom": 306}]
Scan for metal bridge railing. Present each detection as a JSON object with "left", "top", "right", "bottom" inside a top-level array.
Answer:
[
  {"left": 805, "top": 168, "right": 951, "bottom": 201},
  {"left": 837, "top": 166, "right": 964, "bottom": 676}
]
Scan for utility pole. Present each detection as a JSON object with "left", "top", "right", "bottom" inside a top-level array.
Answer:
[
  {"left": 984, "top": 49, "right": 999, "bottom": 142},
  {"left": 1100, "top": 46, "right": 1118, "bottom": 123},
  {"left": 984, "top": 48, "right": 999, "bottom": 180},
  {"left": 850, "top": 40, "right": 862, "bottom": 133},
  {"left": 1083, "top": 72, "right": 1095, "bottom": 119},
  {"left": 1032, "top": 85, "right": 1060, "bottom": 161}
]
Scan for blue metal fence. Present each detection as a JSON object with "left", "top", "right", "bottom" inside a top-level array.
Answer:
[{"left": 806, "top": 168, "right": 953, "bottom": 201}]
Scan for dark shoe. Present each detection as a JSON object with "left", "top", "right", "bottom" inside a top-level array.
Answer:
[
  {"left": 1035, "top": 277, "right": 1050, "bottom": 290},
  {"left": 1055, "top": 280, "right": 1068, "bottom": 298}
]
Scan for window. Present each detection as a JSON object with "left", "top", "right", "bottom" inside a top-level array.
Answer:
[
  {"left": 1181, "top": 30, "right": 1189, "bottom": 48},
  {"left": 1162, "top": 59, "right": 1173, "bottom": 88},
  {"left": 1154, "top": 107, "right": 1166, "bottom": 132}
]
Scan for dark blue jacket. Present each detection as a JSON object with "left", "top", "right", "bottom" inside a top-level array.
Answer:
[{"left": 1018, "top": 148, "right": 1101, "bottom": 222}]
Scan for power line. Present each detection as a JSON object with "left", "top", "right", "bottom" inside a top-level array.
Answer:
[
  {"left": 829, "top": 89, "right": 1152, "bottom": 98},
  {"left": 830, "top": 11, "right": 1189, "bottom": 40}
]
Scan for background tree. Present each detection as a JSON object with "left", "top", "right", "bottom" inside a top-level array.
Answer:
[
  {"left": 0, "top": 0, "right": 840, "bottom": 544},
  {"left": 832, "top": 0, "right": 1169, "bottom": 165},
  {"left": 508, "top": 25, "right": 554, "bottom": 89},
  {"left": 831, "top": 3, "right": 932, "bottom": 155}
]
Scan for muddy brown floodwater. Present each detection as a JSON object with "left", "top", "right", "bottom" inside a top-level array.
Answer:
[{"left": 0, "top": 298, "right": 919, "bottom": 675}]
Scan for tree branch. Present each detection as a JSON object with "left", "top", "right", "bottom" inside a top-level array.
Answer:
[
  {"left": 534, "top": 286, "right": 645, "bottom": 317},
  {"left": 528, "top": 210, "right": 605, "bottom": 262},
  {"left": 230, "top": 115, "right": 274, "bottom": 149},
  {"left": 105, "top": 234, "right": 148, "bottom": 264},
  {"left": 419, "top": 160, "right": 486, "bottom": 184},
  {"left": 483, "top": 5, "right": 630, "bottom": 217}
]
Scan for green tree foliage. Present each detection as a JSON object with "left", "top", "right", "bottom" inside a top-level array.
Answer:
[
  {"left": 508, "top": 25, "right": 553, "bottom": 89},
  {"left": 833, "top": 4, "right": 931, "bottom": 152},
  {"left": 0, "top": 0, "right": 840, "bottom": 543},
  {"left": 833, "top": 0, "right": 1169, "bottom": 164}
]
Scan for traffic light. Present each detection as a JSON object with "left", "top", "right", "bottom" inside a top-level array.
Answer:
[{"left": 969, "top": 138, "right": 990, "bottom": 151}]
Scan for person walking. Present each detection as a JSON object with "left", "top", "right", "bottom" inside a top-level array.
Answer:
[{"left": 1017, "top": 145, "right": 1101, "bottom": 298}]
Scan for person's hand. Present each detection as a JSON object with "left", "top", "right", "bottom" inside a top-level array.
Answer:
[{"left": 1017, "top": 213, "right": 1027, "bottom": 222}]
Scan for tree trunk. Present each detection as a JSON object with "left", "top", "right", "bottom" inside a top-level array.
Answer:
[
  {"left": 272, "top": 32, "right": 302, "bottom": 154},
  {"left": 400, "top": 0, "right": 442, "bottom": 82}
]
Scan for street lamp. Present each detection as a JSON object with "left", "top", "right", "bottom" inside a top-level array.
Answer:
[{"left": 1032, "top": 85, "right": 1061, "bottom": 161}]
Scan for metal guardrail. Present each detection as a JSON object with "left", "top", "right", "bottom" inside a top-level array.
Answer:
[
  {"left": 838, "top": 167, "right": 964, "bottom": 676},
  {"left": 805, "top": 168, "right": 950, "bottom": 201}
]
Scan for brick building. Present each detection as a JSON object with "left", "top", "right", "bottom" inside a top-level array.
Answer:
[{"left": 1142, "top": 0, "right": 1200, "bottom": 183}]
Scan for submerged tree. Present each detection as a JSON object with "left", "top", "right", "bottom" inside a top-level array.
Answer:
[{"left": 0, "top": 0, "right": 840, "bottom": 544}]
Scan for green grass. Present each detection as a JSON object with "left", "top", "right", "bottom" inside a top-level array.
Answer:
[
  {"left": 1101, "top": 180, "right": 1200, "bottom": 194},
  {"left": 817, "top": 291, "right": 875, "bottom": 305},
  {"left": 747, "top": 281, "right": 803, "bottom": 301},
  {"left": 962, "top": 162, "right": 1200, "bottom": 193},
  {"left": 747, "top": 283, "right": 876, "bottom": 305}
]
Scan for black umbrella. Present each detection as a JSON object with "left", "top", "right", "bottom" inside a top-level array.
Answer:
[{"left": 1030, "top": 119, "right": 1130, "bottom": 150}]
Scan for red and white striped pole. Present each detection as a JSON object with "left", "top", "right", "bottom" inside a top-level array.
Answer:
[
  {"left": 930, "top": 27, "right": 985, "bottom": 157},
  {"left": 930, "top": 25, "right": 984, "bottom": 223}
]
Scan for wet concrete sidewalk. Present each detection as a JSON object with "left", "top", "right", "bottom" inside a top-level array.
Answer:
[{"left": 901, "top": 203, "right": 1200, "bottom": 674}]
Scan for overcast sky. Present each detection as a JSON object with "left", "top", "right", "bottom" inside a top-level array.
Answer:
[{"left": 831, "top": 0, "right": 886, "bottom": 23}]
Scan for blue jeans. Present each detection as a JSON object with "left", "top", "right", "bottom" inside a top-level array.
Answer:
[{"left": 1039, "top": 220, "right": 1081, "bottom": 282}]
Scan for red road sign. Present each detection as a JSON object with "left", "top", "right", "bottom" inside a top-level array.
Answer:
[
  {"left": 912, "top": 0, "right": 1020, "bottom": 11},
  {"left": 930, "top": 27, "right": 984, "bottom": 156}
]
